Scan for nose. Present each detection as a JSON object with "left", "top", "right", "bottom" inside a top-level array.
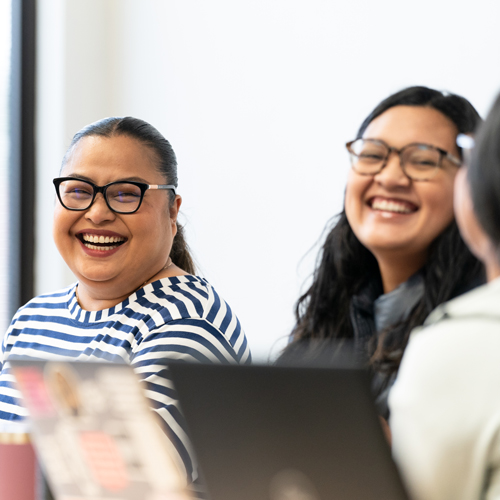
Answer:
[
  {"left": 84, "top": 193, "right": 116, "bottom": 224},
  {"left": 373, "top": 151, "right": 411, "bottom": 187}
]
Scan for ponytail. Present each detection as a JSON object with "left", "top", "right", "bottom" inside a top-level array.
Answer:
[{"left": 170, "top": 222, "right": 196, "bottom": 275}]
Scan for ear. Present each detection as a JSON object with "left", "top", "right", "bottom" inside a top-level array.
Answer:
[{"left": 170, "top": 195, "right": 182, "bottom": 237}]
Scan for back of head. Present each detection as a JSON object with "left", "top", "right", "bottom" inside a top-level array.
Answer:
[
  {"left": 468, "top": 93, "right": 500, "bottom": 258},
  {"left": 357, "top": 86, "right": 481, "bottom": 140}
]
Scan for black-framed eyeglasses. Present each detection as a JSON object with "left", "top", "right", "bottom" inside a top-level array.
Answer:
[
  {"left": 345, "top": 138, "right": 461, "bottom": 181},
  {"left": 53, "top": 177, "right": 177, "bottom": 214}
]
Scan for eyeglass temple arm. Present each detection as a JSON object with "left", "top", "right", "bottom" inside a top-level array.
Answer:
[
  {"left": 445, "top": 153, "right": 462, "bottom": 167},
  {"left": 148, "top": 184, "right": 177, "bottom": 195}
]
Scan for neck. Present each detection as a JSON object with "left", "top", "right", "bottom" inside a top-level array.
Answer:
[
  {"left": 76, "top": 285, "right": 134, "bottom": 311},
  {"left": 75, "top": 259, "right": 186, "bottom": 311},
  {"left": 376, "top": 251, "right": 427, "bottom": 294}
]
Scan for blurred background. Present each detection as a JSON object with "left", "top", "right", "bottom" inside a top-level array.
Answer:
[{"left": 2, "top": 0, "right": 500, "bottom": 361}]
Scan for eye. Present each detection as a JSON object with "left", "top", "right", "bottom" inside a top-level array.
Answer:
[
  {"left": 108, "top": 184, "right": 142, "bottom": 203},
  {"left": 407, "top": 153, "right": 439, "bottom": 169},
  {"left": 350, "top": 140, "right": 387, "bottom": 163},
  {"left": 71, "top": 188, "right": 92, "bottom": 195},
  {"left": 403, "top": 145, "right": 442, "bottom": 169},
  {"left": 359, "top": 151, "right": 385, "bottom": 162},
  {"left": 114, "top": 191, "right": 140, "bottom": 202},
  {"left": 61, "top": 181, "right": 93, "bottom": 199},
  {"left": 415, "top": 159, "right": 438, "bottom": 167},
  {"left": 357, "top": 145, "right": 386, "bottom": 163}
]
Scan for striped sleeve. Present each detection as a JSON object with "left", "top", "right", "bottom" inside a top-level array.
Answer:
[{"left": 129, "top": 316, "right": 249, "bottom": 483}]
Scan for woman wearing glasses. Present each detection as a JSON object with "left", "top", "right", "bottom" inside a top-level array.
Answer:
[
  {"left": 390, "top": 93, "right": 500, "bottom": 500},
  {"left": 0, "top": 117, "right": 251, "bottom": 486},
  {"left": 282, "top": 86, "right": 484, "bottom": 417}
]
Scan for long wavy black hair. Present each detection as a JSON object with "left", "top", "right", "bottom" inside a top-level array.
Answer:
[{"left": 285, "top": 86, "right": 484, "bottom": 377}]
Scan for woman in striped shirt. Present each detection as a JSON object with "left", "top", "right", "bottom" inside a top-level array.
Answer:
[{"left": 0, "top": 117, "right": 251, "bottom": 486}]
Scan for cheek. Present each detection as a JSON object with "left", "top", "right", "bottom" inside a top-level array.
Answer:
[
  {"left": 344, "top": 172, "right": 368, "bottom": 226},
  {"left": 142, "top": 211, "right": 173, "bottom": 246},
  {"left": 422, "top": 178, "right": 456, "bottom": 233},
  {"left": 52, "top": 205, "right": 77, "bottom": 254},
  {"left": 53, "top": 205, "right": 70, "bottom": 239}
]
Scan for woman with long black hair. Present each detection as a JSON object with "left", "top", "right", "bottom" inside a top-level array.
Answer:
[{"left": 282, "top": 86, "right": 484, "bottom": 416}]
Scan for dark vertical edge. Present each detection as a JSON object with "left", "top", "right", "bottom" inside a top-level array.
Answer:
[{"left": 19, "top": 0, "right": 36, "bottom": 307}]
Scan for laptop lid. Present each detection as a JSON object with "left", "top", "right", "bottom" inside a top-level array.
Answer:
[
  {"left": 168, "top": 363, "right": 409, "bottom": 500},
  {"left": 9, "top": 359, "right": 192, "bottom": 500}
]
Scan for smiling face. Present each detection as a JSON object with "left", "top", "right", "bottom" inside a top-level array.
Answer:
[
  {"left": 345, "top": 105, "right": 460, "bottom": 283},
  {"left": 53, "top": 134, "right": 180, "bottom": 300}
]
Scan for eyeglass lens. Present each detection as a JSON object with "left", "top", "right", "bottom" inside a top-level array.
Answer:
[
  {"left": 349, "top": 140, "right": 442, "bottom": 180},
  {"left": 58, "top": 179, "right": 143, "bottom": 213}
]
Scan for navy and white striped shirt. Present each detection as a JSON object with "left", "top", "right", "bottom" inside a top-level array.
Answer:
[{"left": 0, "top": 275, "right": 251, "bottom": 483}]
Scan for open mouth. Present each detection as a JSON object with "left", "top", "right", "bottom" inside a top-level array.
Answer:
[
  {"left": 77, "top": 233, "right": 127, "bottom": 252},
  {"left": 368, "top": 197, "right": 418, "bottom": 214}
]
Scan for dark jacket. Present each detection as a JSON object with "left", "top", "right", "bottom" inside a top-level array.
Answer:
[{"left": 350, "top": 270, "right": 485, "bottom": 419}]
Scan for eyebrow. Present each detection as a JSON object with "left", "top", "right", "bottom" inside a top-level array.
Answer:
[{"left": 64, "top": 174, "right": 152, "bottom": 184}]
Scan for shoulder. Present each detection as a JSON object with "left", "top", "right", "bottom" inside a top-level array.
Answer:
[
  {"left": 2, "top": 285, "right": 77, "bottom": 357},
  {"left": 9, "top": 285, "right": 76, "bottom": 323},
  {"left": 391, "top": 279, "right": 500, "bottom": 409},
  {"left": 136, "top": 275, "right": 250, "bottom": 361},
  {"left": 20, "top": 285, "right": 75, "bottom": 307},
  {"left": 424, "top": 277, "right": 500, "bottom": 327},
  {"left": 138, "top": 275, "right": 222, "bottom": 320}
]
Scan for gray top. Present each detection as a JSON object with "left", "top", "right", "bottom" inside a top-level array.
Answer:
[{"left": 374, "top": 273, "right": 425, "bottom": 333}]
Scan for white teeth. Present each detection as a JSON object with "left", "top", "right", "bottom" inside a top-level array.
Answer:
[
  {"left": 81, "top": 234, "right": 125, "bottom": 244},
  {"left": 371, "top": 199, "right": 413, "bottom": 214},
  {"left": 80, "top": 233, "right": 125, "bottom": 251},
  {"left": 83, "top": 243, "right": 119, "bottom": 252}
]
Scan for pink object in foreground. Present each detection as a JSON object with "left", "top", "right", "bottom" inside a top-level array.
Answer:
[{"left": 0, "top": 432, "right": 37, "bottom": 500}]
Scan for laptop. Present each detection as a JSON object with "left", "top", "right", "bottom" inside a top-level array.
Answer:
[
  {"left": 9, "top": 359, "right": 192, "bottom": 500},
  {"left": 168, "top": 362, "right": 410, "bottom": 500}
]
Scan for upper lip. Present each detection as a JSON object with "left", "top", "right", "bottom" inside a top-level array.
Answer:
[{"left": 76, "top": 229, "right": 127, "bottom": 238}]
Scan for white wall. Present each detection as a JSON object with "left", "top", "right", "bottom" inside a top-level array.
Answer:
[{"left": 36, "top": 0, "right": 500, "bottom": 361}]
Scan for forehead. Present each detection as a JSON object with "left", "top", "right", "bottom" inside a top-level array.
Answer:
[
  {"left": 62, "top": 135, "right": 161, "bottom": 182},
  {"left": 362, "top": 105, "right": 459, "bottom": 152}
]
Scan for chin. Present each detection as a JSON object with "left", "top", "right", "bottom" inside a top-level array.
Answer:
[
  {"left": 75, "top": 269, "right": 120, "bottom": 284},
  {"left": 366, "top": 240, "right": 424, "bottom": 257}
]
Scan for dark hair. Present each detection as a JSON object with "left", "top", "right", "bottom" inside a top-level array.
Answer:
[
  {"left": 285, "top": 86, "right": 484, "bottom": 383},
  {"left": 468, "top": 92, "right": 500, "bottom": 259},
  {"left": 357, "top": 86, "right": 480, "bottom": 139},
  {"left": 62, "top": 116, "right": 195, "bottom": 274}
]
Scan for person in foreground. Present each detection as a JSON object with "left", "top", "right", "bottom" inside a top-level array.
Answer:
[
  {"left": 0, "top": 117, "right": 251, "bottom": 486},
  {"left": 280, "top": 86, "right": 484, "bottom": 416},
  {"left": 390, "top": 93, "right": 500, "bottom": 500}
]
